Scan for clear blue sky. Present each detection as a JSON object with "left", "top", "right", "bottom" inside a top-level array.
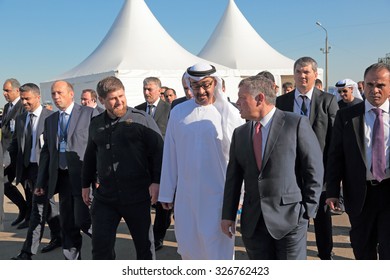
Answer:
[{"left": 1, "top": 0, "right": 389, "bottom": 107}]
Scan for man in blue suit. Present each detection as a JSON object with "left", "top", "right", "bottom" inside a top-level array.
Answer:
[{"left": 222, "top": 75, "right": 323, "bottom": 259}]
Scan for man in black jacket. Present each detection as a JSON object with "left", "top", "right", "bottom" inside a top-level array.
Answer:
[{"left": 82, "top": 76, "right": 163, "bottom": 260}]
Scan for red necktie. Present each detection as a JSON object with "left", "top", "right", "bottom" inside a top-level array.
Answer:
[{"left": 253, "top": 121, "right": 262, "bottom": 171}]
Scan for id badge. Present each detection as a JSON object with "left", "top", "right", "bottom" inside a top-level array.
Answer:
[
  {"left": 10, "top": 119, "right": 15, "bottom": 133},
  {"left": 59, "top": 140, "right": 67, "bottom": 152}
]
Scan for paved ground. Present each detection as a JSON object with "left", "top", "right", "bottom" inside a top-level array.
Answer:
[{"left": 0, "top": 185, "right": 354, "bottom": 260}]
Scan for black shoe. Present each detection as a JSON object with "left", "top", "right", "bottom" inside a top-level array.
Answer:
[
  {"left": 16, "top": 220, "right": 29, "bottom": 230},
  {"left": 11, "top": 213, "right": 26, "bottom": 226},
  {"left": 11, "top": 252, "right": 32, "bottom": 260},
  {"left": 41, "top": 238, "right": 62, "bottom": 253},
  {"left": 155, "top": 240, "right": 163, "bottom": 251}
]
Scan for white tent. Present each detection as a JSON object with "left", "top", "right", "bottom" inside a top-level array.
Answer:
[
  {"left": 40, "top": 0, "right": 229, "bottom": 107},
  {"left": 198, "top": 0, "right": 323, "bottom": 96}
]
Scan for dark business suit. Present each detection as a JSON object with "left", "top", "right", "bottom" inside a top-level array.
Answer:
[
  {"left": 0, "top": 141, "right": 3, "bottom": 231},
  {"left": 135, "top": 99, "right": 170, "bottom": 138},
  {"left": 135, "top": 99, "right": 171, "bottom": 247},
  {"left": 36, "top": 103, "right": 97, "bottom": 259},
  {"left": 222, "top": 109, "right": 323, "bottom": 259},
  {"left": 1, "top": 100, "right": 27, "bottom": 225},
  {"left": 326, "top": 101, "right": 390, "bottom": 259},
  {"left": 276, "top": 88, "right": 338, "bottom": 259},
  {"left": 8, "top": 107, "right": 61, "bottom": 255}
]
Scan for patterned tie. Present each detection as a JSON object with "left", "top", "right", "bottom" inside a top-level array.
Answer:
[
  {"left": 371, "top": 108, "right": 386, "bottom": 182},
  {"left": 253, "top": 121, "right": 262, "bottom": 171},
  {"left": 23, "top": 113, "right": 34, "bottom": 167},
  {"left": 300, "top": 95, "right": 308, "bottom": 116},
  {"left": 147, "top": 104, "right": 154, "bottom": 116}
]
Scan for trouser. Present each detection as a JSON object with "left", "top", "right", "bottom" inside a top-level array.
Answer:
[
  {"left": 242, "top": 213, "right": 308, "bottom": 260},
  {"left": 349, "top": 179, "right": 390, "bottom": 259},
  {"left": 91, "top": 198, "right": 154, "bottom": 260},
  {"left": 313, "top": 191, "right": 333, "bottom": 259},
  {"left": 153, "top": 202, "right": 172, "bottom": 242},
  {"left": 4, "top": 181, "right": 27, "bottom": 219},
  {"left": 21, "top": 195, "right": 61, "bottom": 255},
  {"left": 57, "top": 170, "right": 91, "bottom": 260}
]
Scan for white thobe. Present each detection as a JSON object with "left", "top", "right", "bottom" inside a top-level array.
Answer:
[{"left": 159, "top": 99, "right": 243, "bottom": 260}]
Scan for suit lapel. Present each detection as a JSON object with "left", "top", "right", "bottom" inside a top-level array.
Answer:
[
  {"left": 262, "top": 109, "right": 284, "bottom": 170},
  {"left": 352, "top": 103, "right": 367, "bottom": 168},
  {"left": 20, "top": 112, "right": 28, "bottom": 153},
  {"left": 309, "top": 89, "right": 320, "bottom": 125},
  {"left": 67, "top": 104, "right": 80, "bottom": 137}
]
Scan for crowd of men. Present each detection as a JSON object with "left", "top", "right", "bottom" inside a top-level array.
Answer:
[{"left": 0, "top": 56, "right": 389, "bottom": 260}]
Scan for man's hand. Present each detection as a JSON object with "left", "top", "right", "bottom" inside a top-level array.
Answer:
[
  {"left": 160, "top": 202, "right": 173, "bottom": 210},
  {"left": 149, "top": 183, "right": 159, "bottom": 205},
  {"left": 82, "top": 188, "right": 91, "bottom": 206},
  {"left": 34, "top": 187, "right": 45, "bottom": 196},
  {"left": 221, "top": 219, "right": 236, "bottom": 239},
  {"left": 325, "top": 197, "right": 341, "bottom": 212}
]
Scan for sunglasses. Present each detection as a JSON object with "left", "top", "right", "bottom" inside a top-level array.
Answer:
[
  {"left": 190, "top": 80, "right": 214, "bottom": 91},
  {"left": 338, "top": 89, "right": 349, "bottom": 94}
]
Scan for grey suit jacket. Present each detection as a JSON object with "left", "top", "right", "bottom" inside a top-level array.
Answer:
[
  {"left": 1, "top": 100, "right": 25, "bottom": 181},
  {"left": 8, "top": 107, "right": 53, "bottom": 185},
  {"left": 135, "top": 100, "right": 170, "bottom": 138},
  {"left": 326, "top": 102, "right": 383, "bottom": 217},
  {"left": 222, "top": 109, "right": 323, "bottom": 239},
  {"left": 36, "top": 103, "right": 97, "bottom": 198}
]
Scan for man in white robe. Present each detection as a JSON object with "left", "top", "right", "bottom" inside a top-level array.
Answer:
[{"left": 158, "top": 63, "right": 244, "bottom": 259}]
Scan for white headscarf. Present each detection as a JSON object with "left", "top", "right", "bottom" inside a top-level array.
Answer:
[
  {"left": 334, "top": 78, "right": 363, "bottom": 101},
  {"left": 184, "top": 63, "right": 244, "bottom": 161}
]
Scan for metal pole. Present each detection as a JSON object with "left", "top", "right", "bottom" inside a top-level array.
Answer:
[{"left": 316, "top": 22, "right": 329, "bottom": 92}]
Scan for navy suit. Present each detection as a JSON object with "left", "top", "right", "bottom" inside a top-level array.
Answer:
[
  {"left": 276, "top": 88, "right": 338, "bottom": 259},
  {"left": 222, "top": 109, "right": 323, "bottom": 259},
  {"left": 36, "top": 103, "right": 97, "bottom": 259}
]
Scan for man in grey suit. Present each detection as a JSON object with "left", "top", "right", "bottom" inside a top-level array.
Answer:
[
  {"left": 135, "top": 77, "right": 171, "bottom": 251},
  {"left": 36, "top": 80, "right": 98, "bottom": 260},
  {"left": 222, "top": 75, "right": 323, "bottom": 260},
  {"left": 275, "top": 57, "right": 338, "bottom": 260},
  {"left": 9, "top": 83, "right": 61, "bottom": 259},
  {"left": 326, "top": 63, "right": 390, "bottom": 259},
  {"left": 2, "top": 78, "right": 28, "bottom": 227}
]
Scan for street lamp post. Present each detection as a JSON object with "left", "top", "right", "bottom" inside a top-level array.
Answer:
[{"left": 316, "top": 21, "right": 330, "bottom": 92}]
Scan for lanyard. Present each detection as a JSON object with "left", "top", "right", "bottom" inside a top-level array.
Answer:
[{"left": 58, "top": 111, "right": 72, "bottom": 141}]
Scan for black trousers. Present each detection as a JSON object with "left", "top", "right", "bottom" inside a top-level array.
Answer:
[
  {"left": 91, "top": 198, "right": 154, "bottom": 260},
  {"left": 242, "top": 213, "right": 308, "bottom": 260},
  {"left": 349, "top": 179, "right": 390, "bottom": 259},
  {"left": 153, "top": 202, "right": 172, "bottom": 242},
  {"left": 313, "top": 191, "right": 333, "bottom": 259},
  {"left": 21, "top": 163, "right": 61, "bottom": 255},
  {"left": 57, "top": 170, "right": 91, "bottom": 256}
]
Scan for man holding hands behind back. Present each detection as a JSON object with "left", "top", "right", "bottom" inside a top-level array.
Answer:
[{"left": 222, "top": 75, "right": 323, "bottom": 259}]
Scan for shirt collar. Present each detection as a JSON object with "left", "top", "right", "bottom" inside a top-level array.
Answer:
[
  {"left": 62, "top": 102, "right": 75, "bottom": 115},
  {"left": 365, "top": 99, "right": 389, "bottom": 114},
  {"left": 295, "top": 87, "right": 314, "bottom": 101}
]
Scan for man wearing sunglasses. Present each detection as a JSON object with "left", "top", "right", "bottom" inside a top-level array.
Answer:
[{"left": 335, "top": 79, "right": 363, "bottom": 109}]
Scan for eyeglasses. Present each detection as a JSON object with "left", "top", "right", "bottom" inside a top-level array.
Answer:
[
  {"left": 338, "top": 89, "right": 349, "bottom": 94},
  {"left": 190, "top": 80, "right": 214, "bottom": 91}
]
